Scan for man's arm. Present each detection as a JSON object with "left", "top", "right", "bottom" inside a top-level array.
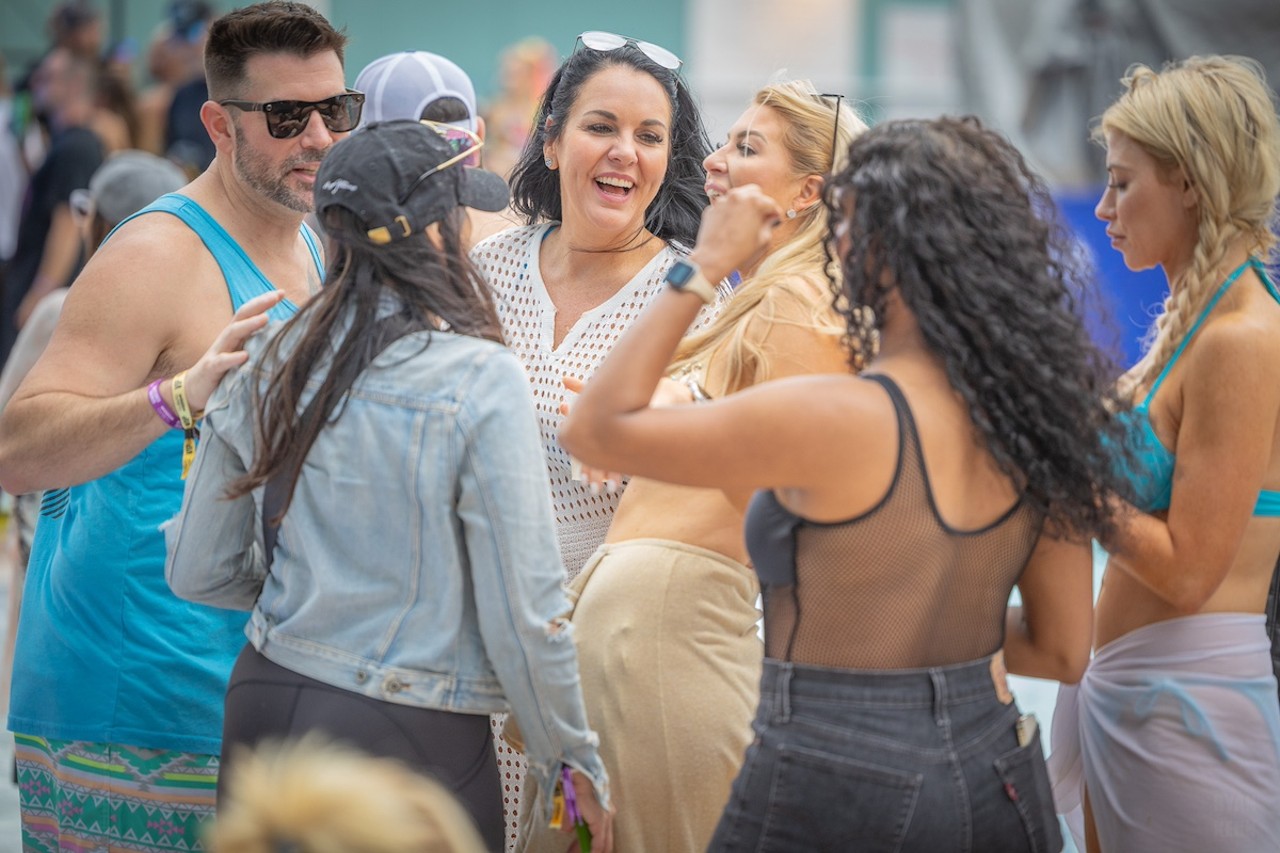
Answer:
[{"left": 0, "top": 217, "right": 280, "bottom": 494}]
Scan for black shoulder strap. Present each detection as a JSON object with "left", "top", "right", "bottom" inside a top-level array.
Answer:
[{"left": 261, "top": 314, "right": 426, "bottom": 571}]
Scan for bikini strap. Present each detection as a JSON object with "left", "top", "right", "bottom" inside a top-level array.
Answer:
[
  {"left": 1251, "top": 257, "right": 1280, "bottom": 305},
  {"left": 1144, "top": 258, "right": 1253, "bottom": 403}
]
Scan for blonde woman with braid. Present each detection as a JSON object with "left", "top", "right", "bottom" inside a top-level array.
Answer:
[
  {"left": 1048, "top": 56, "right": 1280, "bottom": 852},
  {"left": 515, "top": 81, "right": 862, "bottom": 853}
]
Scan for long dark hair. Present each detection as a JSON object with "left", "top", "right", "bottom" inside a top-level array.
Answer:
[
  {"left": 227, "top": 206, "right": 502, "bottom": 514},
  {"left": 507, "top": 41, "right": 711, "bottom": 248},
  {"left": 828, "top": 116, "right": 1130, "bottom": 540}
]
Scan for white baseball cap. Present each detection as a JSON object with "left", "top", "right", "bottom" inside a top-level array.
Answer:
[{"left": 353, "top": 51, "right": 478, "bottom": 132}]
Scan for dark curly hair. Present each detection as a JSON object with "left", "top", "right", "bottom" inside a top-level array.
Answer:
[
  {"left": 826, "top": 116, "right": 1131, "bottom": 541},
  {"left": 507, "top": 40, "right": 711, "bottom": 249}
]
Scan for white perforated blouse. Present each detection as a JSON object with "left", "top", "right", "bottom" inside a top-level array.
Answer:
[
  {"left": 472, "top": 223, "right": 726, "bottom": 579},
  {"left": 474, "top": 223, "right": 729, "bottom": 850}
]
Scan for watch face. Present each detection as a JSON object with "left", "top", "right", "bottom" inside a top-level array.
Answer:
[{"left": 666, "top": 260, "right": 696, "bottom": 286}]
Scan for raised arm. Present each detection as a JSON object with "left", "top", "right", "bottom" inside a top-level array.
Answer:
[
  {"left": 1103, "top": 319, "right": 1280, "bottom": 612},
  {"left": 0, "top": 217, "right": 281, "bottom": 495},
  {"left": 560, "top": 187, "right": 874, "bottom": 494}
]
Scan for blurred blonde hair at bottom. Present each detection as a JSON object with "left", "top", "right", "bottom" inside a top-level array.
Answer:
[{"left": 207, "top": 734, "right": 486, "bottom": 853}]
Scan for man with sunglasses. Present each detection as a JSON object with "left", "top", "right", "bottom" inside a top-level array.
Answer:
[{"left": 0, "top": 3, "right": 353, "bottom": 849}]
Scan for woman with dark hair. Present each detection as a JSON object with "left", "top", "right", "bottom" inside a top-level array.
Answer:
[
  {"left": 468, "top": 32, "right": 714, "bottom": 846},
  {"left": 165, "top": 120, "right": 612, "bottom": 852},
  {"left": 560, "top": 116, "right": 1130, "bottom": 850},
  {"left": 472, "top": 32, "right": 713, "bottom": 580},
  {"left": 517, "top": 80, "right": 864, "bottom": 853}
]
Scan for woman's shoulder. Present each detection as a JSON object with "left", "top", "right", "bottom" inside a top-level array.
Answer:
[
  {"left": 469, "top": 222, "right": 547, "bottom": 265},
  {"left": 1184, "top": 299, "right": 1280, "bottom": 390}
]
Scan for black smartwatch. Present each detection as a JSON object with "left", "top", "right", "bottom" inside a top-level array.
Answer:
[{"left": 664, "top": 259, "right": 717, "bottom": 304}]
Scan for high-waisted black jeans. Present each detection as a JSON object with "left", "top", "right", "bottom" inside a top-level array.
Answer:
[
  {"left": 709, "top": 656, "right": 1062, "bottom": 853},
  {"left": 220, "top": 644, "right": 502, "bottom": 850}
]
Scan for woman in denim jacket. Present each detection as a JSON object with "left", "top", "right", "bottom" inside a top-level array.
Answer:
[{"left": 165, "top": 119, "right": 612, "bottom": 852}]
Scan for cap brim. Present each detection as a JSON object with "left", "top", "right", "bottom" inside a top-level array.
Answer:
[{"left": 457, "top": 167, "right": 510, "bottom": 213}]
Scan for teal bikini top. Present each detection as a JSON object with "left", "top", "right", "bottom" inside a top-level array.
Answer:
[{"left": 1119, "top": 257, "right": 1280, "bottom": 515}]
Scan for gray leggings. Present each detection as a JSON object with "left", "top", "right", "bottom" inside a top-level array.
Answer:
[{"left": 220, "top": 644, "right": 503, "bottom": 851}]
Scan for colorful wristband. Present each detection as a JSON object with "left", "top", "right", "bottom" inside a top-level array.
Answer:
[
  {"left": 170, "top": 371, "right": 200, "bottom": 480},
  {"left": 147, "top": 379, "right": 182, "bottom": 429}
]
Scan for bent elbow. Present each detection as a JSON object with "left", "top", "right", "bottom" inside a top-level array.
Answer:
[
  {"left": 1054, "top": 649, "right": 1090, "bottom": 685},
  {"left": 0, "top": 443, "right": 35, "bottom": 496}
]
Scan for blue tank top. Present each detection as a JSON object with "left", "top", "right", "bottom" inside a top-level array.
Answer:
[
  {"left": 1118, "top": 257, "right": 1280, "bottom": 516},
  {"left": 8, "top": 194, "right": 311, "bottom": 754}
]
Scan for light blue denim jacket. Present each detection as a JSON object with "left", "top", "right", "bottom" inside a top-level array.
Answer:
[{"left": 164, "top": 311, "right": 609, "bottom": 814}]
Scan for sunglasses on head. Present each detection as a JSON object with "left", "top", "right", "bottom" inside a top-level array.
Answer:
[
  {"left": 575, "top": 31, "right": 682, "bottom": 70},
  {"left": 218, "top": 89, "right": 365, "bottom": 139},
  {"left": 365, "top": 121, "right": 485, "bottom": 245},
  {"left": 820, "top": 92, "right": 846, "bottom": 172},
  {"left": 395, "top": 120, "right": 484, "bottom": 205}
]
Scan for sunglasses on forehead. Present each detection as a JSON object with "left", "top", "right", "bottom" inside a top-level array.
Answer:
[
  {"left": 821, "top": 92, "right": 845, "bottom": 172},
  {"left": 575, "top": 31, "right": 682, "bottom": 70},
  {"left": 218, "top": 89, "right": 365, "bottom": 139},
  {"left": 394, "top": 120, "right": 485, "bottom": 205}
]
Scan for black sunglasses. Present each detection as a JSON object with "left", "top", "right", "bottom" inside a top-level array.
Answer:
[
  {"left": 219, "top": 89, "right": 365, "bottom": 139},
  {"left": 821, "top": 93, "right": 845, "bottom": 172}
]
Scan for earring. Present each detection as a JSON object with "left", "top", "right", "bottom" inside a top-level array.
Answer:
[
  {"left": 545, "top": 157, "right": 555, "bottom": 169},
  {"left": 786, "top": 208, "right": 797, "bottom": 220}
]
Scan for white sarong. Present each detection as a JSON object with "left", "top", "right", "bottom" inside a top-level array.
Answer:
[{"left": 1049, "top": 613, "right": 1280, "bottom": 852}]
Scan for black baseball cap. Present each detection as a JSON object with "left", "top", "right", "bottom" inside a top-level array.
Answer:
[{"left": 314, "top": 119, "right": 509, "bottom": 246}]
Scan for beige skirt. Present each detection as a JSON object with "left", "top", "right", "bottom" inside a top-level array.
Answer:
[{"left": 516, "top": 539, "right": 763, "bottom": 853}]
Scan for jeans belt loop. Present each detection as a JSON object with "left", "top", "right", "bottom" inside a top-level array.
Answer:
[
  {"left": 777, "top": 662, "right": 794, "bottom": 724},
  {"left": 930, "top": 668, "right": 946, "bottom": 726}
]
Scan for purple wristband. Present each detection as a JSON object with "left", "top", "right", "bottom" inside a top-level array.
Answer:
[{"left": 147, "top": 379, "right": 182, "bottom": 429}]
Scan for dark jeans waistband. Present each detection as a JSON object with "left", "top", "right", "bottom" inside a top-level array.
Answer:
[{"left": 761, "top": 655, "right": 1003, "bottom": 712}]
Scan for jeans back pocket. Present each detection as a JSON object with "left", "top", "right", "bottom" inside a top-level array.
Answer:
[
  {"left": 757, "top": 742, "right": 923, "bottom": 853},
  {"left": 992, "top": 737, "right": 1064, "bottom": 853}
]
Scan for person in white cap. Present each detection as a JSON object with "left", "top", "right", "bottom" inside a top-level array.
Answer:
[{"left": 354, "top": 50, "right": 520, "bottom": 247}]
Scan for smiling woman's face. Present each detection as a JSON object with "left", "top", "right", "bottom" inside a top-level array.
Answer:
[
  {"left": 544, "top": 64, "right": 672, "bottom": 239},
  {"left": 703, "top": 104, "right": 804, "bottom": 211}
]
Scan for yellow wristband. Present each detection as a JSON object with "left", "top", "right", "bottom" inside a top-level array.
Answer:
[{"left": 171, "top": 371, "right": 199, "bottom": 479}]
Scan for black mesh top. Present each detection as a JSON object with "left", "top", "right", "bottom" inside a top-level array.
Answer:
[{"left": 744, "top": 374, "right": 1043, "bottom": 669}]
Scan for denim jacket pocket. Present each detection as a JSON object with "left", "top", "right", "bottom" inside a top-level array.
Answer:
[
  {"left": 757, "top": 742, "right": 922, "bottom": 853},
  {"left": 993, "top": 737, "right": 1064, "bottom": 853}
]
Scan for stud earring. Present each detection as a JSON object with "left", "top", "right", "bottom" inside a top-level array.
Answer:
[
  {"left": 786, "top": 208, "right": 797, "bottom": 220},
  {"left": 545, "top": 157, "right": 555, "bottom": 169}
]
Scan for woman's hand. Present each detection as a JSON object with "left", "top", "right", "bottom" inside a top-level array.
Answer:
[
  {"left": 689, "top": 185, "right": 783, "bottom": 283},
  {"left": 180, "top": 290, "right": 285, "bottom": 412},
  {"left": 569, "top": 769, "right": 614, "bottom": 853},
  {"left": 562, "top": 376, "right": 626, "bottom": 492}
]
